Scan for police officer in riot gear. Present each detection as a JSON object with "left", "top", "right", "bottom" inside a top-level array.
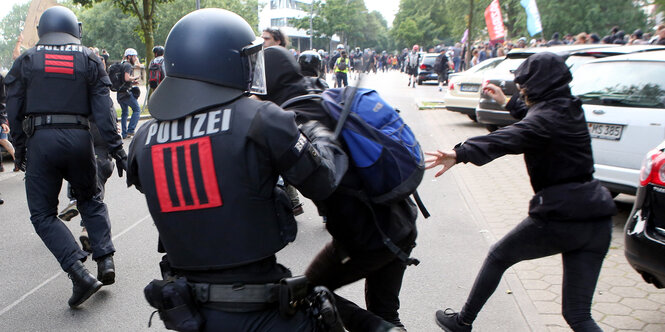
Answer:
[
  {"left": 5, "top": 6, "right": 126, "bottom": 308},
  {"left": 126, "top": 9, "right": 346, "bottom": 331},
  {"left": 298, "top": 50, "right": 329, "bottom": 93}
]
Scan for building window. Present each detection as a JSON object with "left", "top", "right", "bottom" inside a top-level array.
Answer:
[
  {"left": 270, "top": 0, "right": 299, "bottom": 9},
  {"left": 270, "top": 18, "right": 288, "bottom": 27}
]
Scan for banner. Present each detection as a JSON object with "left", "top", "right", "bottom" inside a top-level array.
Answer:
[
  {"left": 484, "top": 0, "right": 505, "bottom": 41},
  {"left": 520, "top": 0, "right": 543, "bottom": 36},
  {"left": 461, "top": 29, "right": 468, "bottom": 44},
  {"left": 22, "top": 0, "right": 58, "bottom": 49}
]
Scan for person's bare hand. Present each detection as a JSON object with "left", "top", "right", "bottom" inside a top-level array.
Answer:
[
  {"left": 483, "top": 83, "right": 507, "bottom": 105},
  {"left": 425, "top": 150, "right": 457, "bottom": 177},
  {"left": 1, "top": 123, "right": 9, "bottom": 134}
]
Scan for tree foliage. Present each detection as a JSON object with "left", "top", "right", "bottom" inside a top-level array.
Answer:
[
  {"left": 68, "top": 0, "right": 258, "bottom": 64},
  {"left": 0, "top": 2, "right": 29, "bottom": 70},
  {"left": 291, "top": 0, "right": 390, "bottom": 51},
  {"left": 391, "top": 0, "right": 649, "bottom": 50}
]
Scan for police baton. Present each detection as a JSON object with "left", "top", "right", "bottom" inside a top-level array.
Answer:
[{"left": 332, "top": 72, "right": 364, "bottom": 141}]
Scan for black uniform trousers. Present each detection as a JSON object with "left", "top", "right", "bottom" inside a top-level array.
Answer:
[
  {"left": 306, "top": 233, "right": 416, "bottom": 332},
  {"left": 199, "top": 307, "right": 316, "bottom": 332},
  {"left": 26, "top": 128, "right": 115, "bottom": 270},
  {"left": 459, "top": 216, "right": 612, "bottom": 332}
]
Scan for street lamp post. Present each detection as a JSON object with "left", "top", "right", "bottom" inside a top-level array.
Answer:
[{"left": 309, "top": 0, "right": 314, "bottom": 49}]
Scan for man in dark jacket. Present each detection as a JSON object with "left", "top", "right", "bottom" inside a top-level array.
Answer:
[
  {"left": 426, "top": 52, "right": 616, "bottom": 332},
  {"left": 259, "top": 45, "right": 417, "bottom": 332}
]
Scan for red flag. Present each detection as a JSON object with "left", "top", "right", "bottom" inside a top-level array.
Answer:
[{"left": 484, "top": 0, "right": 506, "bottom": 41}]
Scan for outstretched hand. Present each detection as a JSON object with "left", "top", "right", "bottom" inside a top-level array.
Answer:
[
  {"left": 425, "top": 150, "right": 457, "bottom": 177},
  {"left": 483, "top": 83, "right": 507, "bottom": 106}
]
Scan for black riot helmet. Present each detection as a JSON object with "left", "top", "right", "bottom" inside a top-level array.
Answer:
[
  {"left": 152, "top": 45, "right": 164, "bottom": 56},
  {"left": 298, "top": 50, "right": 322, "bottom": 77},
  {"left": 37, "top": 6, "right": 82, "bottom": 45},
  {"left": 149, "top": 8, "right": 266, "bottom": 121}
]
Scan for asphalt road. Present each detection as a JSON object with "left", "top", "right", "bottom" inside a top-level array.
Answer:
[{"left": 0, "top": 71, "right": 534, "bottom": 331}]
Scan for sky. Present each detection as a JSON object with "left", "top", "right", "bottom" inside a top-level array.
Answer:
[{"left": 0, "top": 0, "right": 401, "bottom": 27}]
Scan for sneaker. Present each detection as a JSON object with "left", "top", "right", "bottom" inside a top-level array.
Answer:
[
  {"left": 58, "top": 201, "right": 79, "bottom": 222},
  {"left": 80, "top": 228, "right": 92, "bottom": 253},
  {"left": 0, "top": 197, "right": 4, "bottom": 205},
  {"left": 435, "top": 309, "right": 471, "bottom": 332},
  {"left": 439, "top": 86, "right": 443, "bottom": 92},
  {"left": 126, "top": 133, "right": 135, "bottom": 138}
]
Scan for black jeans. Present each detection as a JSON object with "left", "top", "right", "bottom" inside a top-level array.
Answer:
[
  {"left": 459, "top": 216, "right": 612, "bottom": 332},
  {"left": 306, "top": 233, "right": 415, "bottom": 332}
]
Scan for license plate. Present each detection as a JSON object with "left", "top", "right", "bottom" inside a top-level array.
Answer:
[
  {"left": 460, "top": 84, "right": 480, "bottom": 92},
  {"left": 588, "top": 122, "right": 623, "bottom": 140}
]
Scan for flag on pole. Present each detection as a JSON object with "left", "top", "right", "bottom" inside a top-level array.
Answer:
[
  {"left": 484, "top": 0, "right": 506, "bottom": 41},
  {"left": 520, "top": 0, "right": 543, "bottom": 36},
  {"left": 461, "top": 29, "right": 469, "bottom": 44}
]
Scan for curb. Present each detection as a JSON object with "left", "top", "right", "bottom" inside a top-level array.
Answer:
[{"left": 416, "top": 99, "right": 446, "bottom": 110}]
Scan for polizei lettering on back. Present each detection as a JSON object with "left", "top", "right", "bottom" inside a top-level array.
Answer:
[
  {"left": 36, "top": 45, "right": 85, "bottom": 53},
  {"left": 145, "top": 108, "right": 232, "bottom": 145}
]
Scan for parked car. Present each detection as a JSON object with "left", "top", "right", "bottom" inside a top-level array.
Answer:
[
  {"left": 570, "top": 50, "right": 665, "bottom": 195},
  {"left": 416, "top": 53, "right": 440, "bottom": 85},
  {"left": 566, "top": 44, "right": 665, "bottom": 73},
  {"left": 443, "top": 57, "right": 504, "bottom": 122},
  {"left": 475, "top": 44, "right": 614, "bottom": 131},
  {"left": 625, "top": 140, "right": 665, "bottom": 288}
]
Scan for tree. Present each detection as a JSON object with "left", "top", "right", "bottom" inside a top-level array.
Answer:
[
  {"left": 0, "top": 2, "right": 29, "bottom": 70},
  {"left": 291, "top": 0, "right": 368, "bottom": 51},
  {"left": 70, "top": 0, "right": 259, "bottom": 65},
  {"left": 73, "top": 0, "right": 174, "bottom": 66}
]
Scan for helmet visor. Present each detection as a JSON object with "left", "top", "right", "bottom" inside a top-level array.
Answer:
[{"left": 243, "top": 38, "right": 267, "bottom": 95}]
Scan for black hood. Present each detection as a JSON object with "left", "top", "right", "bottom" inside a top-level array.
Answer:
[
  {"left": 259, "top": 46, "right": 308, "bottom": 106},
  {"left": 514, "top": 52, "right": 573, "bottom": 104}
]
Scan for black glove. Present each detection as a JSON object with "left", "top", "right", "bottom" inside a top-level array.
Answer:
[
  {"left": 14, "top": 149, "right": 26, "bottom": 172},
  {"left": 111, "top": 148, "right": 128, "bottom": 177},
  {"left": 299, "top": 120, "right": 336, "bottom": 145}
]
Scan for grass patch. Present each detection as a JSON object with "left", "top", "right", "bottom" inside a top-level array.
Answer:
[{"left": 115, "top": 107, "right": 151, "bottom": 118}]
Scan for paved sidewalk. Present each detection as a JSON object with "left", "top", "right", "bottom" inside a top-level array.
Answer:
[{"left": 427, "top": 101, "right": 665, "bottom": 331}]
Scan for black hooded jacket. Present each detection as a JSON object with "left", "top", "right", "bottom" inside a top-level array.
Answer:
[
  {"left": 454, "top": 52, "right": 616, "bottom": 221},
  {"left": 260, "top": 46, "right": 417, "bottom": 251}
]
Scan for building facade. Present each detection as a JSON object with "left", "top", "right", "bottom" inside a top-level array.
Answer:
[{"left": 258, "top": 0, "right": 339, "bottom": 52}]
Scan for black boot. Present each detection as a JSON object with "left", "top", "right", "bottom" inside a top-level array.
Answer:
[
  {"left": 96, "top": 255, "right": 115, "bottom": 285},
  {"left": 66, "top": 260, "right": 102, "bottom": 308}
]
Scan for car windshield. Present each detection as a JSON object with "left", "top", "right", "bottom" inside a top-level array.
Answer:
[
  {"left": 491, "top": 57, "right": 527, "bottom": 73},
  {"left": 571, "top": 61, "right": 665, "bottom": 109},
  {"left": 466, "top": 57, "right": 504, "bottom": 74},
  {"left": 565, "top": 55, "right": 601, "bottom": 73},
  {"left": 422, "top": 56, "right": 437, "bottom": 65}
]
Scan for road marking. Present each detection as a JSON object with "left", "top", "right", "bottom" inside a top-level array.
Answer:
[{"left": 0, "top": 214, "right": 152, "bottom": 317}]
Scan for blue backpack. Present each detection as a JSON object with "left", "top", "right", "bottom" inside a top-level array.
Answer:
[{"left": 283, "top": 87, "right": 425, "bottom": 204}]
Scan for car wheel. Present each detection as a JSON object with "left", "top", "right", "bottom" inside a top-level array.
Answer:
[
  {"left": 485, "top": 124, "right": 499, "bottom": 132},
  {"left": 417, "top": 79, "right": 422, "bottom": 85},
  {"left": 467, "top": 114, "right": 477, "bottom": 122}
]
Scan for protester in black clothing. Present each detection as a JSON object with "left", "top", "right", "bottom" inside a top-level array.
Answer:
[
  {"left": 426, "top": 52, "right": 616, "bottom": 332},
  {"left": 127, "top": 9, "right": 347, "bottom": 331},
  {"left": 260, "top": 45, "right": 417, "bottom": 332},
  {"left": 5, "top": 6, "right": 126, "bottom": 307}
]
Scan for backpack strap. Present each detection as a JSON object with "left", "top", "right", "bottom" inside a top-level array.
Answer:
[
  {"left": 280, "top": 94, "right": 322, "bottom": 109},
  {"left": 412, "top": 190, "right": 430, "bottom": 218}
]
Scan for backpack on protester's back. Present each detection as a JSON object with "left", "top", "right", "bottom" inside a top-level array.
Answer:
[
  {"left": 108, "top": 62, "right": 125, "bottom": 92},
  {"left": 148, "top": 58, "right": 165, "bottom": 89},
  {"left": 283, "top": 87, "right": 425, "bottom": 204},
  {"left": 336, "top": 58, "right": 348, "bottom": 71}
]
